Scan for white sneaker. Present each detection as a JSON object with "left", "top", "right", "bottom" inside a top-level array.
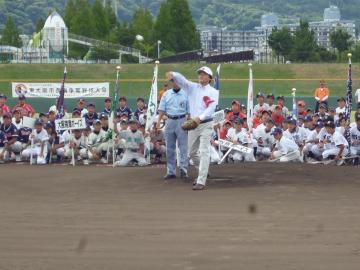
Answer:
[
  {"left": 83, "top": 159, "right": 89, "bottom": 165},
  {"left": 100, "top": 158, "right": 108, "bottom": 164},
  {"left": 336, "top": 159, "right": 345, "bottom": 166},
  {"left": 15, "top": 155, "right": 21, "bottom": 162}
]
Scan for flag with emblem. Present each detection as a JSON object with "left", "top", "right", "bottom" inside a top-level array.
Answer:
[
  {"left": 345, "top": 55, "right": 353, "bottom": 121},
  {"left": 56, "top": 67, "right": 67, "bottom": 119},
  {"left": 214, "top": 64, "right": 221, "bottom": 90},
  {"left": 247, "top": 64, "right": 254, "bottom": 133}
]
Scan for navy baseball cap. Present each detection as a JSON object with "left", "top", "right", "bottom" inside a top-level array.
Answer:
[
  {"left": 45, "top": 123, "right": 53, "bottom": 129},
  {"left": 267, "top": 93, "right": 275, "bottom": 98},
  {"left": 87, "top": 102, "right": 95, "bottom": 107},
  {"left": 277, "top": 95, "right": 284, "bottom": 100},
  {"left": 319, "top": 103, "right": 327, "bottom": 109},
  {"left": 119, "top": 96, "right": 127, "bottom": 101},
  {"left": 315, "top": 121, "right": 324, "bottom": 128},
  {"left": 325, "top": 121, "right": 335, "bottom": 128},
  {"left": 256, "top": 92, "right": 264, "bottom": 98},
  {"left": 233, "top": 118, "right": 244, "bottom": 125},
  {"left": 271, "top": 127, "right": 283, "bottom": 136},
  {"left": 105, "top": 97, "right": 112, "bottom": 102},
  {"left": 0, "top": 94, "right": 6, "bottom": 99},
  {"left": 289, "top": 119, "right": 297, "bottom": 125},
  {"left": 304, "top": 115, "right": 312, "bottom": 122},
  {"left": 34, "top": 119, "right": 43, "bottom": 126},
  {"left": 93, "top": 119, "right": 101, "bottom": 125},
  {"left": 337, "top": 97, "right": 346, "bottom": 102},
  {"left": 99, "top": 113, "right": 108, "bottom": 120}
]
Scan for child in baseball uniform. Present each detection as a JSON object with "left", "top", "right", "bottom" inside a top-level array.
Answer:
[
  {"left": 270, "top": 127, "right": 301, "bottom": 162},
  {"left": 63, "top": 129, "right": 87, "bottom": 163},
  {"left": 80, "top": 119, "right": 108, "bottom": 164},
  {"left": 254, "top": 118, "right": 275, "bottom": 160},
  {"left": 114, "top": 118, "right": 147, "bottom": 167},
  {"left": 22, "top": 119, "right": 49, "bottom": 164},
  {"left": 321, "top": 121, "right": 349, "bottom": 165},
  {"left": 226, "top": 118, "right": 255, "bottom": 162},
  {"left": 0, "top": 130, "right": 8, "bottom": 163},
  {"left": 350, "top": 114, "right": 360, "bottom": 165}
]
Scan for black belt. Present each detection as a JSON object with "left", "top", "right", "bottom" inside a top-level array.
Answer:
[
  {"left": 166, "top": 114, "right": 186, "bottom": 120},
  {"left": 200, "top": 118, "right": 213, "bottom": 124}
]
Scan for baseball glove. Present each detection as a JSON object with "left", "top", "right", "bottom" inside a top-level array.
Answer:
[{"left": 181, "top": 119, "right": 199, "bottom": 131}]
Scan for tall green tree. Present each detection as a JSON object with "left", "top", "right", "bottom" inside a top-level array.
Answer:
[
  {"left": 154, "top": 0, "right": 200, "bottom": 54},
  {"left": 35, "top": 17, "right": 45, "bottom": 33},
  {"left": 291, "top": 21, "right": 318, "bottom": 62},
  {"left": 0, "top": 16, "right": 22, "bottom": 47},
  {"left": 104, "top": 0, "right": 118, "bottom": 30},
  {"left": 132, "top": 8, "right": 153, "bottom": 43},
  {"left": 268, "top": 27, "right": 293, "bottom": 61},
  {"left": 330, "top": 28, "right": 353, "bottom": 55},
  {"left": 63, "top": 0, "right": 77, "bottom": 31},
  {"left": 92, "top": 0, "right": 110, "bottom": 38},
  {"left": 132, "top": 8, "right": 154, "bottom": 56},
  {"left": 66, "top": 0, "right": 96, "bottom": 58}
]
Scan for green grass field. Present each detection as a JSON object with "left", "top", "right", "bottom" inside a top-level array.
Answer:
[{"left": 0, "top": 63, "right": 358, "bottom": 98}]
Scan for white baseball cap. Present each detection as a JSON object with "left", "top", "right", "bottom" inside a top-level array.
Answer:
[{"left": 197, "top": 66, "right": 213, "bottom": 78}]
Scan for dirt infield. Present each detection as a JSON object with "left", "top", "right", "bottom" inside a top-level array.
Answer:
[{"left": 1, "top": 163, "right": 360, "bottom": 270}]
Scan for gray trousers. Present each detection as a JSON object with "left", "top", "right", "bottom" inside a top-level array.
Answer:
[
  {"left": 164, "top": 118, "right": 188, "bottom": 175},
  {"left": 188, "top": 121, "right": 213, "bottom": 186}
]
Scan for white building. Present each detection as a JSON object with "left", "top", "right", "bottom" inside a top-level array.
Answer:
[
  {"left": 198, "top": 6, "right": 356, "bottom": 57},
  {"left": 42, "top": 11, "right": 68, "bottom": 59}
]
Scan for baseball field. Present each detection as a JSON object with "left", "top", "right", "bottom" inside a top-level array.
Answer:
[
  {"left": 0, "top": 63, "right": 358, "bottom": 97},
  {"left": 1, "top": 162, "right": 360, "bottom": 270}
]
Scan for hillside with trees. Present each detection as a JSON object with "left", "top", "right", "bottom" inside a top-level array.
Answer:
[{"left": 0, "top": 0, "right": 359, "bottom": 34}]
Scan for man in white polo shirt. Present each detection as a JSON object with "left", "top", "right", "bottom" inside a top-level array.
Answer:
[{"left": 166, "top": 67, "right": 219, "bottom": 190}]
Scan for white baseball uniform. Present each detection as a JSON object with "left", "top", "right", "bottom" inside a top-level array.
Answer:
[
  {"left": 254, "top": 125, "right": 275, "bottom": 157},
  {"left": 22, "top": 129, "right": 49, "bottom": 164},
  {"left": 115, "top": 129, "right": 147, "bottom": 166},
  {"left": 227, "top": 127, "right": 255, "bottom": 162},
  {"left": 321, "top": 131, "right": 349, "bottom": 159},
  {"left": 350, "top": 125, "right": 360, "bottom": 156},
  {"left": 273, "top": 135, "right": 301, "bottom": 162}
]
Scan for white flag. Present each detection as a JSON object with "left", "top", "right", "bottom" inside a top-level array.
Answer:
[
  {"left": 247, "top": 64, "right": 254, "bottom": 133},
  {"left": 144, "top": 63, "right": 159, "bottom": 163},
  {"left": 145, "top": 64, "right": 158, "bottom": 131}
]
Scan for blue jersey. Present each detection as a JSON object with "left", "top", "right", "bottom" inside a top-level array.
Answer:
[
  {"left": 102, "top": 108, "right": 111, "bottom": 116},
  {"left": 0, "top": 130, "right": 8, "bottom": 147},
  {"left": 116, "top": 107, "right": 132, "bottom": 119},
  {"left": 18, "top": 127, "right": 32, "bottom": 143},
  {"left": 0, "top": 123, "right": 19, "bottom": 141},
  {"left": 134, "top": 108, "right": 145, "bottom": 120},
  {"left": 84, "top": 112, "right": 99, "bottom": 127}
]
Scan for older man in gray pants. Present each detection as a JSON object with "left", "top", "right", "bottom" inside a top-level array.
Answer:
[
  {"left": 166, "top": 67, "right": 219, "bottom": 190},
  {"left": 157, "top": 81, "right": 189, "bottom": 179}
]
